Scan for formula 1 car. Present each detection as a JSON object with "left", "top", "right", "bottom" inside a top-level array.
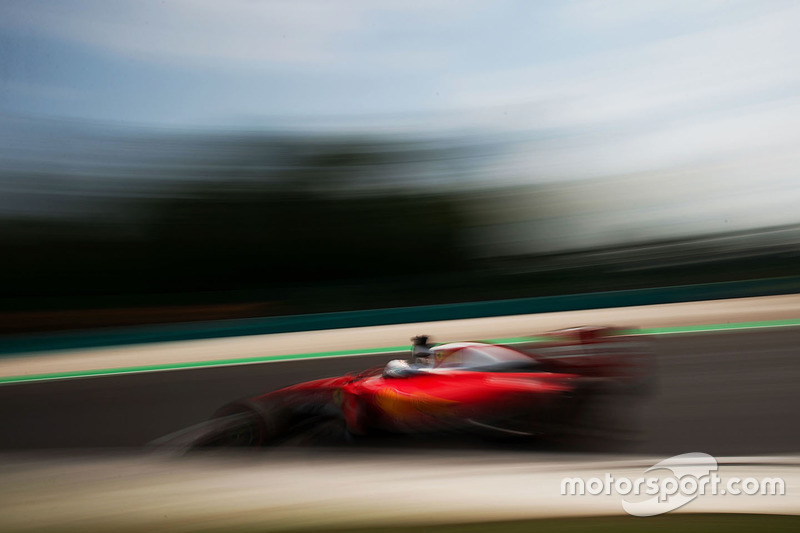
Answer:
[{"left": 154, "top": 326, "right": 653, "bottom": 451}]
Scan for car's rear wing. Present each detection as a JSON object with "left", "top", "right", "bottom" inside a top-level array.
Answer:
[{"left": 517, "top": 326, "right": 654, "bottom": 386}]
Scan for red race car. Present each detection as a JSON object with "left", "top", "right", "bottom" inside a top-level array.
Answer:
[{"left": 155, "top": 326, "right": 653, "bottom": 451}]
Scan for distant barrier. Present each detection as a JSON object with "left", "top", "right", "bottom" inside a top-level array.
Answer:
[{"left": 2, "top": 276, "right": 800, "bottom": 356}]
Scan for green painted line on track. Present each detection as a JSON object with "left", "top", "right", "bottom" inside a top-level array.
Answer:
[
  {"left": 637, "top": 317, "right": 800, "bottom": 334},
  {"left": 0, "top": 345, "right": 411, "bottom": 385},
  {"left": 2, "top": 318, "right": 800, "bottom": 385}
]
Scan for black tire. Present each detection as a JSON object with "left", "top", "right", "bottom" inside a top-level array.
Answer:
[
  {"left": 148, "top": 412, "right": 267, "bottom": 453},
  {"left": 278, "top": 414, "right": 351, "bottom": 446},
  {"left": 149, "top": 399, "right": 350, "bottom": 453},
  {"left": 546, "top": 386, "right": 643, "bottom": 451}
]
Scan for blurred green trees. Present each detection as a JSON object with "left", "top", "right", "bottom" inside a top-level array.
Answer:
[{"left": 0, "top": 135, "right": 470, "bottom": 310}]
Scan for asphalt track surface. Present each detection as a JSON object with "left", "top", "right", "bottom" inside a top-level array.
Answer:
[{"left": 1, "top": 327, "right": 799, "bottom": 455}]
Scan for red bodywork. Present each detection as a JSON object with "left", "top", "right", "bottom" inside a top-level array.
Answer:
[
  {"left": 340, "top": 367, "right": 575, "bottom": 435},
  {"left": 213, "top": 326, "right": 653, "bottom": 444}
]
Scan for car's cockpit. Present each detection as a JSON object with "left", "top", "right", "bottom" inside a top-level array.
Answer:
[{"left": 383, "top": 336, "right": 539, "bottom": 378}]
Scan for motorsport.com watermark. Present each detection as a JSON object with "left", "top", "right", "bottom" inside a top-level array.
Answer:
[{"left": 560, "top": 453, "right": 785, "bottom": 517}]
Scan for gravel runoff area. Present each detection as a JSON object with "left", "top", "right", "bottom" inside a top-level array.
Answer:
[
  {"left": 1, "top": 293, "right": 800, "bottom": 380},
  {"left": 0, "top": 452, "right": 798, "bottom": 532}
]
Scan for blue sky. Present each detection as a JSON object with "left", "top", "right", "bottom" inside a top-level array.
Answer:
[
  {"left": 2, "top": 1, "right": 799, "bottom": 182},
  {"left": 1, "top": 0, "right": 794, "bottom": 129},
  {"left": 2, "top": 1, "right": 800, "bottom": 250}
]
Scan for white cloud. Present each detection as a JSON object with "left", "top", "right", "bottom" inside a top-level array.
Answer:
[
  {"left": 2, "top": 0, "right": 358, "bottom": 65},
  {"left": 423, "top": 1, "right": 800, "bottom": 190},
  {"left": 449, "top": 2, "right": 800, "bottom": 128},
  {"left": 0, "top": 0, "right": 482, "bottom": 68},
  {"left": 556, "top": 0, "right": 761, "bottom": 32}
]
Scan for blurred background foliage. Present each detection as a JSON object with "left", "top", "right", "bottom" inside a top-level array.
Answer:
[{"left": 1, "top": 126, "right": 799, "bottom": 332}]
